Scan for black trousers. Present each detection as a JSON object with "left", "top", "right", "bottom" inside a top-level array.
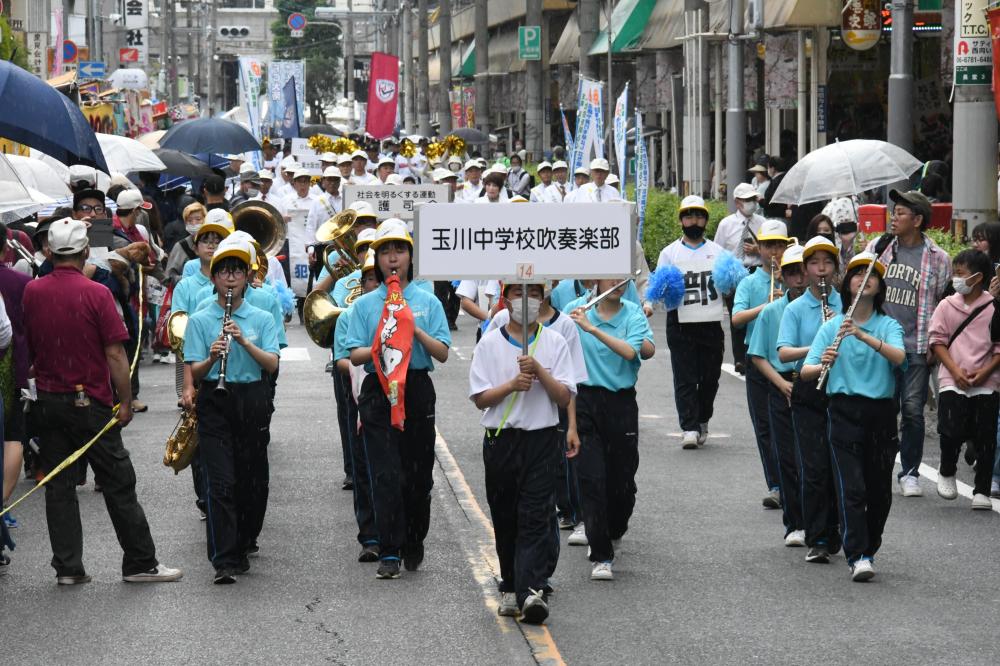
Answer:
[
  {"left": 197, "top": 380, "right": 272, "bottom": 570},
  {"left": 332, "top": 367, "right": 352, "bottom": 478},
  {"left": 358, "top": 370, "right": 436, "bottom": 560},
  {"left": 574, "top": 385, "right": 639, "bottom": 563},
  {"left": 554, "top": 407, "right": 582, "bottom": 525},
  {"left": 747, "top": 362, "right": 779, "bottom": 491},
  {"left": 767, "top": 378, "right": 802, "bottom": 534},
  {"left": 828, "top": 395, "right": 898, "bottom": 565},
  {"left": 433, "top": 281, "right": 460, "bottom": 327},
  {"left": 33, "top": 394, "right": 158, "bottom": 577},
  {"left": 666, "top": 316, "right": 724, "bottom": 432},
  {"left": 938, "top": 391, "right": 999, "bottom": 496},
  {"left": 724, "top": 295, "right": 746, "bottom": 368},
  {"left": 791, "top": 378, "right": 839, "bottom": 549},
  {"left": 347, "top": 389, "right": 378, "bottom": 546},
  {"left": 484, "top": 426, "right": 560, "bottom": 606}
]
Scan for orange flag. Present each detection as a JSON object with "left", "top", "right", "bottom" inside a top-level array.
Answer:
[{"left": 371, "top": 273, "right": 414, "bottom": 429}]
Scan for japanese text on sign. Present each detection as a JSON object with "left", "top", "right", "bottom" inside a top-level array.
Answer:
[
  {"left": 123, "top": 0, "right": 148, "bottom": 65},
  {"left": 344, "top": 184, "right": 451, "bottom": 221},
  {"left": 955, "top": 0, "right": 992, "bottom": 85}
]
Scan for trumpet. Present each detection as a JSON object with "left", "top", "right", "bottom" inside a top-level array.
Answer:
[
  {"left": 819, "top": 278, "right": 834, "bottom": 322},
  {"left": 215, "top": 288, "right": 234, "bottom": 396}
]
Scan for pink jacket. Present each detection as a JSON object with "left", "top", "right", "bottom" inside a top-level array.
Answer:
[{"left": 928, "top": 292, "right": 1000, "bottom": 392}]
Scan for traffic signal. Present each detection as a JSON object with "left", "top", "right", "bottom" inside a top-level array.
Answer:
[{"left": 218, "top": 26, "right": 250, "bottom": 38}]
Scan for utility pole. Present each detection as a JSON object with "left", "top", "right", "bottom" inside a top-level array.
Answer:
[
  {"left": 207, "top": 0, "right": 217, "bottom": 116},
  {"left": 887, "top": 1, "right": 914, "bottom": 156},
  {"left": 525, "top": 0, "right": 543, "bottom": 158},
  {"left": 345, "top": 0, "right": 356, "bottom": 130},
  {"left": 604, "top": 0, "right": 614, "bottom": 170},
  {"left": 417, "top": 0, "right": 432, "bottom": 136},
  {"left": 187, "top": 1, "right": 196, "bottom": 102},
  {"left": 402, "top": 2, "right": 414, "bottom": 131},
  {"left": 725, "top": 0, "right": 745, "bottom": 206},
  {"left": 169, "top": 0, "right": 179, "bottom": 105},
  {"left": 438, "top": 0, "right": 453, "bottom": 134},
  {"left": 578, "top": 0, "right": 599, "bottom": 80},
  {"left": 474, "top": 0, "right": 489, "bottom": 134}
]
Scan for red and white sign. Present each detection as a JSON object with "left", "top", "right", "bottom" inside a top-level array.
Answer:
[
  {"left": 365, "top": 52, "right": 399, "bottom": 140},
  {"left": 119, "top": 48, "right": 139, "bottom": 63}
]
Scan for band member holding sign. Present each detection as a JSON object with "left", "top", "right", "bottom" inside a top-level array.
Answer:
[
  {"left": 345, "top": 219, "right": 451, "bottom": 580},
  {"left": 732, "top": 220, "right": 789, "bottom": 509},
  {"left": 283, "top": 168, "right": 321, "bottom": 302},
  {"left": 655, "top": 196, "right": 725, "bottom": 449},
  {"left": 470, "top": 282, "right": 576, "bottom": 624},
  {"left": 801, "top": 252, "right": 905, "bottom": 582}
]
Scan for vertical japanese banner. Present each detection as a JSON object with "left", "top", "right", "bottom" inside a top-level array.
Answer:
[
  {"left": 571, "top": 78, "right": 604, "bottom": 182},
  {"left": 238, "top": 56, "right": 266, "bottom": 170},
  {"left": 51, "top": 7, "right": 63, "bottom": 77},
  {"left": 560, "top": 104, "right": 575, "bottom": 160},
  {"left": 450, "top": 85, "right": 465, "bottom": 128},
  {"left": 366, "top": 52, "right": 399, "bottom": 140},
  {"left": 956, "top": 0, "right": 992, "bottom": 85},
  {"left": 463, "top": 86, "right": 476, "bottom": 128},
  {"left": 634, "top": 108, "right": 649, "bottom": 240},
  {"left": 280, "top": 77, "right": 302, "bottom": 140},
  {"left": 613, "top": 82, "right": 629, "bottom": 191},
  {"left": 988, "top": 8, "right": 1000, "bottom": 121},
  {"left": 123, "top": 0, "right": 148, "bottom": 65},
  {"left": 268, "top": 61, "right": 306, "bottom": 136}
]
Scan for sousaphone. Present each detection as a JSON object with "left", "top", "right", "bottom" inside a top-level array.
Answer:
[{"left": 230, "top": 200, "right": 288, "bottom": 257}]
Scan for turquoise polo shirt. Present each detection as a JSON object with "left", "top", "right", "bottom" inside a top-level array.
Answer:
[
  {"left": 732, "top": 267, "right": 773, "bottom": 344},
  {"left": 570, "top": 299, "right": 651, "bottom": 391},
  {"left": 194, "top": 283, "right": 287, "bottom": 349},
  {"left": 330, "top": 268, "right": 362, "bottom": 305},
  {"left": 776, "top": 288, "right": 843, "bottom": 371},
  {"left": 171, "top": 270, "right": 212, "bottom": 314},
  {"left": 184, "top": 299, "right": 281, "bottom": 383},
  {"left": 182, "top": 257, "right": 200, "bottom": 278},
  {"left": 804, "top": 312, "right": 904, "bottom": 399},
  {"left": 552, "top": 279, "right": 640, "bottom": 313},
  {"left": 344, "top": 281, "right": 451, "bottom": 374},
  {"left": 333, "top": 307, "right": 354, "bottom": 360},
  {"left": 747, "top": 294, "right": 796, "bottom": 374}
]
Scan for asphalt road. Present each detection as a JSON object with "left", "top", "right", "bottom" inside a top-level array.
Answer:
[{"left": 3, "top": 311, "right": 999, "bottom": 665}]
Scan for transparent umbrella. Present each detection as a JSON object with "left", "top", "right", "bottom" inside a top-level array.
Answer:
[
  {"left": 0, "top": 154, "right": 55, "bottom": 222},
  {"left": 770, "top": 139, "right": 922, "bottom": 205}
]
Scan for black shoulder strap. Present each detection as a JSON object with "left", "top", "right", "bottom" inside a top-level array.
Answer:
[{"left": 947, "top": 300, "right": 994, "bottom": 349}]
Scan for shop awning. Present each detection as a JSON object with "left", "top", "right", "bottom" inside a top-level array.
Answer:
[
  {"left": 764, "top": 0, "right": 841, "bottom": 28},
  {"left": 46, "top": 70, "right": 77, "bottom": 90},
  {"left": 550, "top": 9, "right": 608, "bottom": 65},
  {"left": 588, "top": 0, "right": 659, "bottom": 55},
  {"left": 429, "top": 36, "right": 509, "bottom": 82},
  {"left": 635, "top": 0, "right": 685, "bottom": 51}
]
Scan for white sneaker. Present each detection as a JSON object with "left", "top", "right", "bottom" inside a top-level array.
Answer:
[
  {"left": 937, "top": 474, "right": 958, "bottom": 500},
  {"left": 784, "top": 529, "right": 806, "bottom": 547},
  {"left": 497, "top": 592, "right": 519, "bottom": 617},
  {"left": 681, "top": 431, "right": 699, "bottom": 450},
  {"left": 971, "top": 493, "right": 993, "bottom": 510},
  {"left": 899, "top": 475, "right": 923, "bottom": 497},
  {"left": 122, "top": 563, "right": 183, "bottom": 583},
  {"left": 697, "top": 423, "right": 709, "bottom": 446},
  {"left": 591, "top": 561, "right": 614, "bottom": 581},
  {"left": 163, "top": 352, "right": 177, "bottom": 364},
  {"left": 567, "top": 523, "right": 588, "bottom": 546},
  {"left": 851, "top": 558, "right": 875, "bottom": 582}
]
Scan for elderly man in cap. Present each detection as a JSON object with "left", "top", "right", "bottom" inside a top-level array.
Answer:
[
  {"left": 23, "top": 217, "right": 183, "bottom": 586},
  {"left": 307, "top": 166, "right": 344, "bottom": 245},
  {"left": 571, "top": 166, "right": 590, "bottom": 191},
  {"left": 543, "top": 161, "right": 570, "bottom": 203},
  {"left": 433, "top": 167, "right": 459, "bottom": 197},
  {"left": 866, "top": 189, "right": 952, "bottom": 499},
  {"left": 349, "top": 149, "right": 379, "bottom": 185},
  {"left": 282, "top": 167, "right": 322, "bottom": 303},
  {"left": 375, "top": 156, "right": 396, "bottom": 184},
  {"left": 261, "top": 138, "right": 281, "bottom": 172},
  {"left": 336, "top": 153, "right": 353, "bottom": 180},
  {"left": 229, "top": 166, "right": 263, "bottom": 208},
  {"left": 456, "top": 160, "right": 484, "bottom": 203},
  {"left": 567, "top": 159, "right": 620, "bottom": 202},
  {"left": 256, "top": 169, "right": 288, "bottom": 215},
  {"left": 529, "top": 161, "right": 553, "bottom": 202}
]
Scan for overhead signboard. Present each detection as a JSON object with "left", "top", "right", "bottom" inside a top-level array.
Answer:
[
  {"left": 414, "top": 202, "right": 635, "bottom": 281},
  {"left": 123, "top": 0, "right": 148, "bottom": 65},
  {"left": 344, "top": 184, "right": 452, "bottom": 221},
  {"left": 955, "top": 0, "right": 992, "bottom": 85}
]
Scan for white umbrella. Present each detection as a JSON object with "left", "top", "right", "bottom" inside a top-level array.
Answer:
[
  {"left": 4, "top": 154, "right": 71, "bottom": 198},
  {"left": 0, "top": 154, "right": 56, "bottom": 222},
  {"left": 770, "top": 139, "right": 922, "bottom": 205},
  {"left": 96, "top": 133, "right": 167, "bottom": 174},
  {"left": 107, "top": 68, "right": 149, "bottom": 90}
]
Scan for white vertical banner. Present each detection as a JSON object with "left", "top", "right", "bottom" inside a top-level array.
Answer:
[
  {"left": 238, "top": 56, "right": 266, "bottom": 170},
  {"left": 571, "top": 77, "right": 605, "bottom": 184},
  {"left": 613, "top": 82, "right": 629, "bottom": 191},
  {"left": 123, "top": 0, "right": 148, "bottom": 65}
]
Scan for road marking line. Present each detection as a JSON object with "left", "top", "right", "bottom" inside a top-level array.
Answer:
[
  {"left": 639, "top": 414, "right": 664, "bottom": 419},
  {"left": 666, "top": 432, "right": 730, "bottom": 439},
  {"left": 895, "top": 454, "right": 1000, "bottom": 515},
  {"left": 433, "top": 427, "right": 567, "bottom": 666},
  {"left": 721, "top": 362, "right": 746, "bottom": 382},
  {"left": 280, "top": 347, "right": 311, "bottom": 361}
]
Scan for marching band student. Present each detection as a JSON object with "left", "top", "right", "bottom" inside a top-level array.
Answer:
[
  {"left": 732, "top": 220, "right": 788, "bottom": 509},
  {"left": 776, "top": 236, "right": 842, "bottom": 561},
  {"left": 655, "top": 196, "right": 725, "bottom": 449},
  {"left": 469, "top": 282, "right": 576, "bottom": 624},
  {"left": 345, "top": 219, "right": 451, "bottom": 580},
  {"left": 184, "top": 235, "right": 281, "bottom": 584},
  {"left": 747, "top": 244, "right": 808, "bottom": 546},
  {"left": 333, "top": 249, "right": 382, "bottom": 563},
  {"left": 928, "top": 249, "right": 1000, "bottom": 509},
  {"left": 801, "top": 252, "right": 905, "bottom": 582}
]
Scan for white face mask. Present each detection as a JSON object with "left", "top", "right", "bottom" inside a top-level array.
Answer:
[
  {"left": 186, "top": 223, "right": 201, "bottom": 235},
  {"left": 952, "top": 273, "right": 981, "bottom": 295},
  {"left": 740, "top": 200, "right": 758, "bottom": 217},
  {"left": 247, "top": 187, "right": 261, "bottom": 198},
  {"left": 509, "top": 297, "right": 541, "bottom": 325}
]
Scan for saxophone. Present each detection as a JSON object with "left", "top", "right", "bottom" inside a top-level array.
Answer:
[{"left": 163, "top": 407, "right": 198, "bottom": 474}]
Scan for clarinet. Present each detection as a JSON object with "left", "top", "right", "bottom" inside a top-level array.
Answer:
[
  {"left": 819, "top": 278, "right": 834, "bottom": 322},
  {"left": 214, "top": 288, "right": 234, "bottom": 396}
]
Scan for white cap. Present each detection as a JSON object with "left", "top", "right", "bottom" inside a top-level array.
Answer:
[
  {"left": 551, "top": 160, "right": 568, "bottom": 171},
  {"left": 780, "top": 244, "right": 805, "bottom": 267},
  {"left": 337, "top": 153, "right": 352, "bottom": 165},
  {"left": 447, "top": 155, "right": 463, "bottom": 165},
  {"left": 292, "top": 167, "right": 312, "bottom": 180},
  {"left": 491, "top": 162, "right": 509, "bottom": 174},
  {"left": 463, "top": 159, "right": 482, "bottom": 171},
  {"left": 351, "top": 149, "right": 368, "bottom": 160},
  {"left": 239, "top": 162, "right": 257, "bottom": 175},
  {"left": 432, "top": 167, "right": 457, "bottom": 182},
  {"left": 48, "top": 218, "right": 89, "bottom": 255},
  {"left": 757, "top": 219, "right": 789, "bottom": 242},
  {"left": 589, "top": 157, "right": 610, "bottom": 172},
  {"left": 377, "top": 156, "right": 396, "bottom": 168},
  {"left": 322, "top": 166, "right": 342, "bottom": 179},
  {"left": 678, "top": 195, "right": 708, "bottom": 216},
  {"left": 259, "top": 169, "right": 275, "bottom": 180},
  {"left": 536, "top": 161, "right": 552, "bottom": 172},
  {"left": 574, "top": 166, "right": 590, "bottom": 177},
  {"left": 279, "top": 156, "right": 297, "bottom": 170},
  {"left": 385, "top": 173, "right": 405, "bottom": 186},
  {"left": 349, "top": 200, "right": 377, "bottom": 218},
  {"left": 356, "top": 227, "right": 378, "bottom": 245},
  {"left": 802, "top": 235, "right": 840, "bottom": 260},
  {"left": 606, "top": 173, "right": 620, "bottom": 185},
  {"left": 197, "top": 208, "right": 235, "bottom": 239},
  {"left": 319, "top": 152, "right": 337, "bottom": 163},
  {"left": 68, "top": 165, "right": 97, "bottom": 186},
  {"left": 116, "top": 189, "right": 152, "bottom": 210},
  {"left": 733, "top": 182, "right": 762, "bottom": 200}
]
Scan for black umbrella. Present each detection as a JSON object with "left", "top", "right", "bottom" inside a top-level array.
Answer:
[
  {"left": 0, "top": 61, "right": 109, "bottom": 172},
  {"left": 153, "top": 149, "right": 216, "bottom": 178},
  {"left": 449, "top": 127, "right": 490, "bottom": 144},
  {"left": 300, "top": 124, "right": 344, "bottom": 138},
  {"left": 159, "top": 118, "right": 261, "bottom": 155}
]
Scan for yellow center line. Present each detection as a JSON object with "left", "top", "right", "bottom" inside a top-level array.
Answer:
[{"left": 433, "top": 427, "right": 567, "bottom": 666}]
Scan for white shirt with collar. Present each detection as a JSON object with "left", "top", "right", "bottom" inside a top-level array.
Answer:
[
  {"left": 306, "top": 191, "right": 343, "bottom": 240},
  {"left": 714, "top": 211, "right": 766, "bottom": 267},
  {"left": 543, "top": 181, "right": 570, "bottom": 203},
  {"left": 255, "top": 191, "right": 288, "bottom": 217},
  {"left": 529, "top": 182, "right": 550, "bottom": 202},
  {"left": 569, "top": 182, "right": 622, "bottom": 203},
  {"left": 456, "top": 180, "right": 483, "bottom": 203},
  {"left": 349, "top": 171, "right": 380, "bottom": 186}
]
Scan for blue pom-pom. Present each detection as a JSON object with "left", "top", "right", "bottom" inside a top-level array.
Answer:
[
  {"left": 712, "top": 250, "right": 748, "bottom": 296},
  {"left": 647, "top": 265, "right": 685, "bottom": 310},
  {"left": 451, "top": 280, "right": 461, "bottom": 289},
  {"left": 275, "top": 281, "right": 295, "bottom": 317}
]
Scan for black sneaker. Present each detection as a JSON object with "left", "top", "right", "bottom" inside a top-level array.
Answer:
[
  {"left": 376, "top": 558, "right": 401, "bottom": 579},
  {"left": 402, "top": 543, "right": 424, "bottom": 571},
  {"left": 214, "top": 568, "right": 237, "bottom": 585},
  {"left": 236, "top": 557, "right": 250, "bottom": 575},
  {"left": 358, "top": 544, "right": 380, "bottom": 563},
  {"left": 341, "top": 476, "right": 353, "bottom": 491},
  {"left": 520, "top": 589, "right": 549, "bottom": 624},
  {"left": 805, "top": 546, "right": 830, "bottom": 563},
  {"left": 245, "top": 543, "right": 260, "bottom": 558},
  {"left": 558, "top": 516, "right": 576, "bottom": 530},
  {"left": 0, "top": 551, "right": 10, "bottom": 576}
]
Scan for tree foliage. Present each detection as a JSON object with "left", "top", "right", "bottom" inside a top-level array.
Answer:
[
  {"left": 271, "top": 0, "right": 344, "bottom": 124},
  {"left": 0, "top": 17, "right": 31, "bottom": 71}
]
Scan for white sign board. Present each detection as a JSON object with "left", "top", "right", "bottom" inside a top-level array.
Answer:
[
  {"left": 344, "top": 184, "right": 452, "bottom": 221},
  {"left": 123, "top": 0, "right": 148, "bottom": 66},
  {"left": 955, "top": 0, "right": 992, "bottom": 85},
  {"left": 414, "top": 202, "right": 635, "bottom": 281},
  {"left": 290, "top": 138, "right": 322, "bottom": 175}
]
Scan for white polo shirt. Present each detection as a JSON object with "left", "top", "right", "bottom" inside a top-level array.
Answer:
[
  {"left": 487, "top": 308, "right": 589, "bottom": 385},
  {"left": 469, "top": 325, "right": 577, "bottom": 430}
]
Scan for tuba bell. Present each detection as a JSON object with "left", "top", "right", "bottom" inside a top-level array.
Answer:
[
  {"left": 316, "top": 209, "right": 362, "bottom": 279},
  {"left": 230, "top": 200, "right": 288, "bottom": 257},
  {"left": 303, "top": 289, "right": 347, "bottom": 348},
  {"left": 166, "top": 311, "right": 189, "bottom": 361}
]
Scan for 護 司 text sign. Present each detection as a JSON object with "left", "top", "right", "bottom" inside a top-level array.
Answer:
[
  {"left": 344, "top": 184, "right": 452, "bottom": 220},
  {"left": 414, "top": 202, "right": 635, "bottom": 281}
]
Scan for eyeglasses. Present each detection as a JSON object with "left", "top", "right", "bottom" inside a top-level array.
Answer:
[
  {"left": 76, "top": 204, "right": 105, "bottom": 214},
  {"left": 217, "top": 267, "right": 246, "bottom": 278}
]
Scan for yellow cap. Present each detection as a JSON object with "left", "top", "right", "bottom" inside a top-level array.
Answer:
[
  {"left": 210, "top": 235, "right": 254, "bottom": 271},
  {"left": 370, "top": 218, "right": 412, "bottom": 251},
  {"left": 846, "top": 251, "right": 886, "bottom": 278}
]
